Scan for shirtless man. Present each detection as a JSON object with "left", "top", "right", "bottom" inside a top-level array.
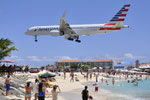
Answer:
[
  {"left": 51, "top": 85, "right": 61, "bottom": 100},
  {"left": 82, "top": 86, "right": 89, "bottom": 100},
  {"left": 25, "top": 82, "right": 33, "bottom": 100},
  {"left": 5, "top": 75, "right": 10, "bottom": 96}
]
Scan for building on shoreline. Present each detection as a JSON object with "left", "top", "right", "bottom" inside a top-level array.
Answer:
[
  {"left": 55, "top": 60, "right": 113, "bottom": 69},
  {"left": 139, "top": 64, "right": 150, "bottom": 73}
]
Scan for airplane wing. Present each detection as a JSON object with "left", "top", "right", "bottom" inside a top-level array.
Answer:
[{"left": 59, "top": 11, "right": 80, "bottom": 42}]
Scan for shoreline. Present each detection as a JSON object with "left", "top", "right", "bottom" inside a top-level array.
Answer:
[{"left": 0, "top": 72, "right": 149, "bottom": 100}]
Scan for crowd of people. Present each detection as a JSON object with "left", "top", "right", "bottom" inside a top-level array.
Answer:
[
  {"left": 4, "top": 74, "right": 61, "bottom": 100},
  {"left": 3, "top": 69, "right": 150, "bottom": 100}
]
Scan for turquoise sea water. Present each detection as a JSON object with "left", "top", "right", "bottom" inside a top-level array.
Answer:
[{"left": 99, "top": 79, "right": 150, "bottom": 100}]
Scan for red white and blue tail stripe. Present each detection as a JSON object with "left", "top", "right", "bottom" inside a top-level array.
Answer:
[{"left": 108, "top": 4, "right": 131, "bottom": 25}]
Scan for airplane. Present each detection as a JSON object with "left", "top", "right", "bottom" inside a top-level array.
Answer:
[{"left": 25, "top": 4, "right": 131, "bottom": 43}]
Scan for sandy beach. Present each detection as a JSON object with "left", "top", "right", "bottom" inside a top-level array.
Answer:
[
  {"left": 0, "top": 72, "right": 149, "bottom": 100},
  {"left": 0, "top": 72, "right": 109, "bottom": 100},
  {"left": 27, "top": 72, "right": 107, "bottom": 100}
]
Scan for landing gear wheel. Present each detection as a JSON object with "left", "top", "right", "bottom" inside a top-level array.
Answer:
[
  {"left": 75, "top": 40, "right": 81, "bottom": 43},
  {"left": 35, "top": 35, "right": 38, "bottom": 42},
  {"left": 68, "top": 38, "right": 74, "bottom": 41},
  {"left": 35, "top": 39, "right": 38, "bottom": 42}
]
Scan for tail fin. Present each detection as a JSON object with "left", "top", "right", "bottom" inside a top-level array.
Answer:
[{"left": 105, "top": 4, "right": 131, "bottom": 26}]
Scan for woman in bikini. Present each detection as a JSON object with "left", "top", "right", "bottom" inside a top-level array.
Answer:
[
  {"left": 25, "top": 82, "right": 33, "bottom": 100},
  {"left": 51, "top": 85, "right": 61, "bottom": 100}
]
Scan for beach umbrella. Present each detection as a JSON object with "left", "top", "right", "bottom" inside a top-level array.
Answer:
[
  {"left": 92, "top": 67, "right": 97, "bottom": 70},
  {"left": 132, "top": 68, "right": 141, "bottom": 71},
  {"left": 0, "top": 60, "right": 16, "bottom": 63},
  {"left": 39, "top": 73, "right": 56, "bottom": 78},
  {"left": 0, "top": 60, "right": 16, "bottom": 66}
]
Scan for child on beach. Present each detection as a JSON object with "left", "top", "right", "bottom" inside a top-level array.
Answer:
[
  {"left": 105, "top": 80, "right": 109, "bottom": 85},
  {"left": 89, "top": 96, "right": 93, "bottom": 100},
  {"left": 93, "top": 81, "right": 99, "bottom": 92},
  {"left": 112, "top": 78, "right": 115, "bottom": 85}
]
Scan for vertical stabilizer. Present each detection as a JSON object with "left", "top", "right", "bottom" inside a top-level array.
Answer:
[{"left": 106, "top": 4, "right": 131, "bottom": 27}]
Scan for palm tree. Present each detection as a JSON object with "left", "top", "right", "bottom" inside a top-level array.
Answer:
[{"left": 0, "top": 38, "right": 18, "bottom": 60}]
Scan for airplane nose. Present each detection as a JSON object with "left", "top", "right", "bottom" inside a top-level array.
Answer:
[{"left": 25, "top": 31, "right": 30, "bottom": 35}]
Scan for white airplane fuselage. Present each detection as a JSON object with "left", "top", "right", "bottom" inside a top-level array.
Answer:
[
  {"left": 25, "top": 4, "right": 130, "bottom": 42},
  {"left": 25, "top": 24, "right": 128, "bottom": 37}
]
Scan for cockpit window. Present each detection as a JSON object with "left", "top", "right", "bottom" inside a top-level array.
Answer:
[{"left": 28, "top": 27, "right": 38, "bottom": 32}]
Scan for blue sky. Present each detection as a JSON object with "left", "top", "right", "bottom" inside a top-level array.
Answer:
[{"left": 0, "top": 0, "right": 150, "bottom": 67}]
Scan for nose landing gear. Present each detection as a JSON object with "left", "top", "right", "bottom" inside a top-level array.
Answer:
[{"left": 35, "top": 35, "right": 38, "bottom": 42}]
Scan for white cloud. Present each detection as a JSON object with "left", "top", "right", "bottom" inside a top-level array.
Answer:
[
  {"left": 123, "top": 53, "right": 146, "bottom": 59},
  {"left": 26, "top": 56, "right": 78, "bottom": 62},
  {"left": 53, "top": 56, "right": 78, "bottom": 61},
  {"left": 10, "top": 55, "right": 19, "bottom": 59},
  {"left": 27, "top": 56, "right": 41, "bottom": 62},
  {"left": 4, "top": 54, "right": 148, "bottom": 67},
  {"left": 104, "top": 54, "right": 121, "bottom": 60},
  {"left": 124, "top": 53, "right": 134, "bottom": 59},
  {"left": 6, "top": 55, "right": 24, "bottom": 62}
]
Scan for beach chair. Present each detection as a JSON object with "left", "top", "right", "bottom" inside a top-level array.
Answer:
[
  {"left": 48, "top": 84, "right": 54, "bottom": 88},
  {"left": 75, "top": 77, "right": 79, "bottom": 82}
]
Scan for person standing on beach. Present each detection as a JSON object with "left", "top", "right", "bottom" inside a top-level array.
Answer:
[
  {"left": 70, "top": 72, "right": 74, "bottom": 82},
  {"left": 51, "top": 85, "right": 61, "bottom": 100},
  {"left": 90, "top": 73, "right": 92, "bottom": 80},
  {"left": 96, "top": 74, "right": 98, "bottom": 82},
  {"left": 38, "top": 82, "right": 46, "bottom": 100},
  {"left": 105, "top": 80, "right": 108, "bottom": 85},
  {"left": 112, "top": 78, "right": 115, "bottom": 85},
  {"left": 5, "top": 75, "right": 10, "bottom": 96},
  {"left": 80, "top": 69, "right": 83, "bottom": 74},
  {"left": 33, "top": 79, "right": 39, "bottom": 100},
  {"left": 82, "top": 86, "right": 89, "bottom": 100},
  {"left": 86, "top": 72, "right": 89, "bottom": 81},
  {"left": 101, "top": 78, "right": 103, "bottom": 83},
  {"left": 64, "top": 71, "right": 66, "bottom": 80},
  {"left": 94, "top": 80, "right": 99, "bottom": 92},
  {"left": 89, "top": 96, "right": 93, "bottom": 100},
  {"left": 25, "top": 82, "right": 33, "bottom": 100}
]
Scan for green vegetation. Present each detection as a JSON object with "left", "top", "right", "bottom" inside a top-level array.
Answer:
[
  {"left": 81, "top": 65, "right": 89, "bottom": 70},
  {"left": 0, "top": 38, "right": 18, "bottom": 60},
  {"left": 70, "top": 63, "right": 79, "bottom": 70}
]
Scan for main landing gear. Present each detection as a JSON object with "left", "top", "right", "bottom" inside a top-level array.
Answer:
[
  {"left": 75, "top": 36, "right": 81, "bottom": 43},
  {"left": 75, "top": 39, "right": 81, "bottom": 43},
  {"left": 35, "top": 35, "right": 38, "bottom": 42},
  {"left": 67, "top": 38, "right": 81, "bottom": 43},
  {"left": 68, "top": 38, "right": 74, "bottom": 41}
]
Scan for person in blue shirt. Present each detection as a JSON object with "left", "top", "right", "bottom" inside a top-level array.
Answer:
[{"left": 38, "top": 82, "right": 46, "bottom": 100}]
